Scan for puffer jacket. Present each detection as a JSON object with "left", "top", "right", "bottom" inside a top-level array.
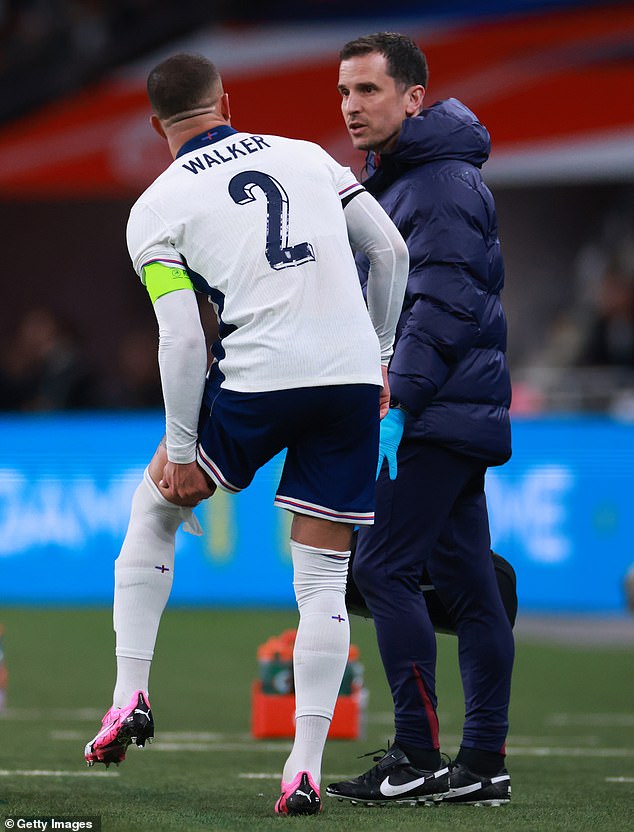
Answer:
[{"left": 357, "top": 97, "right": 511, "bottom": 465}]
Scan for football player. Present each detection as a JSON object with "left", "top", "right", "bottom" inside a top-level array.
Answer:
[{"left": 84, "top": 52, "right": 409, "bottom": 817}]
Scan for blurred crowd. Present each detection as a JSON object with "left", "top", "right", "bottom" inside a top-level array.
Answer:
[
  {"left": 0, "top": 306, "right": 163, "bottom": 411},
  {"left": 3, "top": 191, "right": 634, "bottom": 415},
  {"left": 0, "top": 0, "right": 229, "bottom": 123},
  {"left": 2, "top": 1, "right": 633, "bottom": 415},
  {"left": 0, "top": 0, "right": 400, "bottom": 124},
  {"left": 513, "top": 195, "right": 634, "bottom": 415}
]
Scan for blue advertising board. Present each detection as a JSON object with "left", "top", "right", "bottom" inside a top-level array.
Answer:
[{"left": 0, "top": 413, "right": 632, "bottom": 612}]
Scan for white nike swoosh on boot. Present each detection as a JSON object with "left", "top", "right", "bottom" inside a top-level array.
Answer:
[
  {"left": 448, "top": 772, "right": 510, "bottom": 798},
  {"left": 379, "top": 775, "right": 428, "bottom": 797},
  {"left": 448, "top": 781, "right": 483, "bottom": 797}
]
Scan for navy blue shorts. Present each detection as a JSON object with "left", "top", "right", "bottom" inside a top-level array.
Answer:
[{"left": 196, "top": 378, "right": 380, "bottom": 525}]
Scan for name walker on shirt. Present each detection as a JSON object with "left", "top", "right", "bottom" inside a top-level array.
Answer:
[{"left": 182, "top": 135, "right": 271, "bottom": 174}]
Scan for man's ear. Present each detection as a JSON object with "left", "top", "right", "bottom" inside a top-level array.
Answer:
[
  {"left": 150, "top": 114, "right": 167, "bottom": 139},
  {"left": 220, "top": 92, "right": 231, "bottom": 124},
  {"left": 405, "top": 85, "right": 425, "bottom": 117}
]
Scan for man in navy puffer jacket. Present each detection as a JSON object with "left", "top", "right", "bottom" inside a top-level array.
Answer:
[{"left": 327, "top": 33, "right": 514, "bottom": 808}]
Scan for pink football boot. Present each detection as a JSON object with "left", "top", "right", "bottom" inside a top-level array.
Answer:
[
  {"left": 275, "top": 771, "right": 322, "bottom": 816},
  {"left": 84, "top": 690, "right": 154, "bottom": 767}
]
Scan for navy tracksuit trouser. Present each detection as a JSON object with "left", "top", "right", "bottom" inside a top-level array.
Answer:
[{"left": 353, "top": 439, "right": 514, "bottom": 753}]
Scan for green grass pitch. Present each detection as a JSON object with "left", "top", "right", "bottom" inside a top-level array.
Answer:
[{"left": 0, "top": 608, "right": 632, "bottom": 831}]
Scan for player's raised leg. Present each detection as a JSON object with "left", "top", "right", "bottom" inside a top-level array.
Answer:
[{"left": 84, "top": 440, "right": 205, "bottom": 767}]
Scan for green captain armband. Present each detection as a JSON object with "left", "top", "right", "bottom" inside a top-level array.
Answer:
[{"left": 143, "top": 262, "right": 194, "bottom": 303}]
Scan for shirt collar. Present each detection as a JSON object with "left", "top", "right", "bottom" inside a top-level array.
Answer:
[{"left": 176, "top": 124, "right": 238, "bottom": 158}]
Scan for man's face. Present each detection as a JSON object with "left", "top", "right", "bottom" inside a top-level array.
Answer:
[{"left": 338, "top": 51, "right": 422, "bottom": 153}]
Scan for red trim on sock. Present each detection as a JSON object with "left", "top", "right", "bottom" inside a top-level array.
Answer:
[{"left": 412, "top": 662, "right": 440, "bottom": 750}]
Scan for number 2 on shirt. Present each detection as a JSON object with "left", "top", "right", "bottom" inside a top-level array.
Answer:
[{"left": 228, "top": 171, "right": 316, "bottom": 270}]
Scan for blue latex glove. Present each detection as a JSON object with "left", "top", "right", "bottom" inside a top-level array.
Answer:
[{"left": 376, "top": 407, "right": 407, "bottom": 480}]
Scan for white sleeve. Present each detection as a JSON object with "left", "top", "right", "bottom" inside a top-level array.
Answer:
[
  {"left": 344, "top": 190, "right": 409, "bottom": 363},
  {"left": 127, "top": 199, "right": 185, "bottom": 282},
  {"left": 153, "top": 289, "right": 208, "bottom": 463},
  {"left": 311, "top": 142, "right": 365, "bottom": 202}
]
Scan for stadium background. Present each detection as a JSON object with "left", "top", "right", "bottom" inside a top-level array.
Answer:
[
  {"left": 1, "top": 0, "right": 633, "bottom": 613},
  {"left": 1, "top": 3, "right": 633, "bottom": 830}
]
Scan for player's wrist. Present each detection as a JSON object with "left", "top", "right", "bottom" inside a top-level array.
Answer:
[{"left": 166, "top": 442, "right": 197, "bottom": 465}]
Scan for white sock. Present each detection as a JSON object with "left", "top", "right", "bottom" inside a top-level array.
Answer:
[
  {"left": 282, "top": 539, "right": 350, "bottom": 786},
  {"left": 113, "top": 656, "right": 152, "bottom": 707},
  {"left": 283, "top": 715, "right": 331, "bottom": 786},
  {"left": 112, "top": 469, "right": 193, "bottom": 708}
]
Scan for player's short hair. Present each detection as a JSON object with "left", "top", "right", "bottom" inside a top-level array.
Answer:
[
  {"left": 339, "top": 32, "right": 428, "bottom": 90},
  {"left": 147, "top": 53, "right": 222, "bottom": 122}
]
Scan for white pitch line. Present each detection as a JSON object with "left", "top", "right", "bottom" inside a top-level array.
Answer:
[
  {"left": 241, "top": 773, "right": 634, "bottom": 783},
  {"left": 54, "top": 739, "right": 291, "bottom": 753},
  {"left": 239, "top": 773, "right": 355, "bottom": 780},
  {"left": 47, "top": 732, "right": 634, "bottom": 757},
  {"left": 0, "top": 769, "right": 118, "bottom": 778},
  {"left": 152, "top": 731, "right": 229, "bottom": 741},
  {"left": 408, "top": 732, "right": 605, "bottom": 746},
  {"left": 51, "top": 730, "right": 230, "bottom": 741},
  {"left": 547, "top": 713, "right": 634, "bottom": 727},
  {"left": 506, "top": 747, "right": 634, "bottom": 758},
  {"left": 155, "top": 743, "right": 634, "bottom": 757},
  {"left": 239, "top": 773, "right": 282, "bottom": 780},
  {"left": 51, "top": 732, "right": 291, "bottom": 752},
  {"left": 0, "top": 708, "right": 103, "bottom": 721},
  {"left": 151, "top": 742, "right": 292, "bottom": 752}
]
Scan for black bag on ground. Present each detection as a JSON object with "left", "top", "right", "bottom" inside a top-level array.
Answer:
[{"left": 345, "top": 532, "right": 517, "bottom": 634}]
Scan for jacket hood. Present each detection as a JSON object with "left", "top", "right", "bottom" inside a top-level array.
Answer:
[{"left": 382, "top": 98, "right": 491, "bottom": 169}]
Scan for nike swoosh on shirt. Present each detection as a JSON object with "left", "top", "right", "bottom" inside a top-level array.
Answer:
[{"left": 379, "top": 775, "right": 428, "bottom": 797}]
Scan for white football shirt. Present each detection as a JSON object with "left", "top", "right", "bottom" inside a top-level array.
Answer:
[{"left": 127, "top": 126, "right": 382, "bottom": 392}]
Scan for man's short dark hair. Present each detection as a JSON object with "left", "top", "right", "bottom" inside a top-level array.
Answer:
[
  {"left": 147, "top": 53, "right": 222, "bottom": 121},
  {"left": 339, "top": 32, "right": 428, "bottom": 89}
]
